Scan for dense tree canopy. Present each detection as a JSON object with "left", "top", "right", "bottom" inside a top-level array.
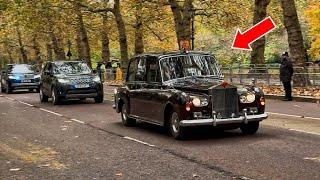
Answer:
[{"left": 0, "top": 0, "right": 318, "bottom": 69}]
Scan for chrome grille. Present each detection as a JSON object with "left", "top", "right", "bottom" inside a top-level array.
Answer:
[{"left": 211, "top": 86, "right": 239, "bottom": 119}]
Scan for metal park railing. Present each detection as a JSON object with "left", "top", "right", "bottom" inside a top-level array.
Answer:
[
  {"left": 221, "top": 64, "right": 320, "bottom": 86},
  {"left": 101, "top": 64, "right": 320, "bottom": 87}
]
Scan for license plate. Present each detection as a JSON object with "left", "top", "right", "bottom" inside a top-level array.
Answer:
[
  {"left": 75, "top": 84, "right": 89, "bottom": 88},
  {"left": 22, "top": 79, "right": 31, "bottom": 83}
]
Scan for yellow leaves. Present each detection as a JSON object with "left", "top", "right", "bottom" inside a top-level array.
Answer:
[{"left": 304, "top": 0, "right": 320, "bottom": 59}]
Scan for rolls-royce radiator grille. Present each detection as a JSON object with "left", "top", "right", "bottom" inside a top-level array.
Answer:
[{"left": 211, "top": 87, "right": 239, "bottom": 119}]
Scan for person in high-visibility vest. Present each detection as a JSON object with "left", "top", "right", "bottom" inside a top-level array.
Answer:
[{"left": 116, "top": 65, "right": 123, "bottom": 81}]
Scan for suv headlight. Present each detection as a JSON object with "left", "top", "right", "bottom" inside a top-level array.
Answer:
[
  {"left": 191, "top": 96, "right": 208, "bottom": 107},
  {"left": 240, "top": 93, "right": 256, "bottom": 103},
  {"left": 93, "top": 76, "right": 101, "bottom": 83},
  {"left": 57, "top": 78, "right": 70, "bottom": 84},
  {"left": 9, "top": 75, "right": 16, "bottom": 79}
]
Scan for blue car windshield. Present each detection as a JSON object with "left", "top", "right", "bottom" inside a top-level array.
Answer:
[
  {"left": 7, "top": 64, "right": 35, "bottom": 74},
  {"left": 160, "top": 55, "right": 222, "bottom": 82},
  {"left": 54, "top": 62, "right": 92, "bottom": 75}
]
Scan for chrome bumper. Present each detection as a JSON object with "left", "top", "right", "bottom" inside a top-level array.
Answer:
[{"left": 180, "top": 113, "right": 268, "bottom": 127}]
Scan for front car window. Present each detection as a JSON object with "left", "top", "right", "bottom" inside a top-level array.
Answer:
[
  {"left": 7, "top": 64, "right": 35, "bottom": 74},
  {"left": 160, "top": 54, "right": 222, "bottom": 82},
  {"left": 53, "top": 62, "right": 92, "bottom": 75}
]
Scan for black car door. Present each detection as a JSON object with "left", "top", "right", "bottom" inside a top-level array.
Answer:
[
  {"left": 127, "top": 57, "right": 148, "bottom": 118},
  {"left": 139, "top": 56, "right": 165, "bottom": 124}
]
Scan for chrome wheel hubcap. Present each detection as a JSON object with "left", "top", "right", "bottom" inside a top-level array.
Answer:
[
  {"left": 122, "top": 107, "right": 127, "bottom": 121},
  {"left": 171, "top": 113, "right": 179, "bottom": 133}
]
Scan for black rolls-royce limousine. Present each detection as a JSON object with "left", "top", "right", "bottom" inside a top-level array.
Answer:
[{"left": 113, "top": 51, "right": 268, "bottom": 139}]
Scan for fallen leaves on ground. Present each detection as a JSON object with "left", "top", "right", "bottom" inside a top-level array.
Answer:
[{"left": 259, "top": 85, "right": 320, "bottom": 97}]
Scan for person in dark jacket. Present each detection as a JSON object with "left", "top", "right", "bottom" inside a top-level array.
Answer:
[{"left": 279, "top": 52, "right": 294, "bottom": 101}]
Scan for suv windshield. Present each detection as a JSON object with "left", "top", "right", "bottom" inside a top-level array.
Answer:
[
  {"left": 8, "top": 64, "right": 35, "bottom": 74},
  {"left": 54, "top": 62, "right": 92, "bottom": 75},
  {"left": 160, "top": 54, "right": 222, "bottom": 82}
]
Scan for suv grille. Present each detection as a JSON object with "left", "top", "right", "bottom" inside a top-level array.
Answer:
[
  {"left": 70, "top": 77, "right": 92, "bottom": 84},
  {"left": 211, "top": 86, "right": 239, "bottom": 119}
]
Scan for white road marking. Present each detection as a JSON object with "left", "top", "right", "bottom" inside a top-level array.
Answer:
[
  {"left": 288, "top": 129, "right": 320, "bottom": 136},
  {"left": 267, "top": 112, "right": 320, "bottom": 121},
  {"left": 5, "top": 97, "right": 15, "bottom": 101},
  {"left": 304, "top": 157, "right": 320, "bottom": 163},
  {"left": 70, "top": 118, "right": 85, "bottom": 124},
  {"left": 39, "top": 108, "right": 63, "bottom": 117},
  {"left": 123, "top": 136, "right": 155, "bottom": 147},
  {"left": 17, "top": 101, "right": 34, "bottom": 107}
]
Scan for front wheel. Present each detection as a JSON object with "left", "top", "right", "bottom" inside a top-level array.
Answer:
[
  {"left": 240, "top": 122, "right": 260, "bottom": 135},
  {"left": 121, "top": 102, "right": 136, "bottom": 126},
  {"left": 94, "top": 94, "right": 104, "bottom": 103},
  {"left": 5, "top": 84, "right": 12, "bottom": 94},
  {"left": 51, "top": 87, "right": 61, "bottom": 105},
  {"left": 0, "top": 83, "right": 5, "bottom": 93},
  {"left": 169, "top": 111, "right": 186, "bottom": 140},
  {"left": 39, "top": 87, "right": 48, "bottom": 102}
]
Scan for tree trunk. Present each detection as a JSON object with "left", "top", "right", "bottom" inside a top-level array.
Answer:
[
  {"left": 4, "top": 38, "right": 13, "bottom": 64},
  {"left": 32, "top": 35, "right": 42, "bottom": 63},
  {"left": 250, "top": 0, "right": 270, "bottom": 65},
  {"left": 75, "top": 2, "right": 91, "bottom": 67},
  {"left": 101, "top": 13, "right": 110, "bottom": 62},
  {"left": 46, "top": 43, "right": 53, "bottom": 61},
  {"left": 280, "top": 0, "right": 308, "bottom": 86},
  {"left": 113, "top": 0, "right": 129, "bottom": 68},
  {"left": 168, "top": 0, "right": 193, "bottom": 49},
  {"left": 134, "top": 1, "right": 144, "bottom": 55},
  {"left": 16, "top": 27, "right": 28, "bottom": 63},
  {"left": 49, "top": 30, "right": 66, "bottom": 60}
]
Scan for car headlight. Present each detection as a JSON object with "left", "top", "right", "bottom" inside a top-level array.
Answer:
[
  {"left": 240, "top": 93, "right": 256, "bottom": 103},
  {"left": 191, "top": 96, "right": 208, "bottom": 107},
  {"left": 57, "top": 78, "right": 70, "bottom": 84},
  {"left": 9, "top": 75, "right": 16, "bottom": 79},
  {"left": 93, "top": 76, "right": 101, "bottom": 83}
]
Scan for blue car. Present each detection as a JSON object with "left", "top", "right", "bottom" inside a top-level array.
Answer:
[{"left": 1, "top": 64, "right": 40, "bottom": 94}]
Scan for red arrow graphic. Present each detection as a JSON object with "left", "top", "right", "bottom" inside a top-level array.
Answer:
[{"left": 232, "top": 16, "right": 276, "bottom": 51}]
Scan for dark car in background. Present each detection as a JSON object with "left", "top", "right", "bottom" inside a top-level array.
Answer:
[
  {"left": 39, "top": 61, "right": 104, "bottom": 105},
  {"left": 113, "top": 51, "right": 268, "bottom": 139},
  {"left": 1, "top": 64, "right": 40, "bottom": 94}
]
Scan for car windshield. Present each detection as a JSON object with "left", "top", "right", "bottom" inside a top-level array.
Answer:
[
  {"left": 54, "top": 62, "right": 92, "bottom": 75},
  {"left": 7, "top": 64, "right": 35, "bottom": 74},
  {"left": 160, "top": 54, "right": 222, "bottom": 82}
]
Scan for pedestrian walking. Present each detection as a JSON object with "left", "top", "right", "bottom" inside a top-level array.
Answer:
[{"left": 279, "top": 52, "right": 294, "bottom": 101}]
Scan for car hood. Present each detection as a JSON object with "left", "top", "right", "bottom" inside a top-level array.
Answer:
[
  {"left": 56, "top": 74, "right": 95, "bottom": 79},
  {"left": 165, "top": 77, "right": 223, "bottom": 94}
]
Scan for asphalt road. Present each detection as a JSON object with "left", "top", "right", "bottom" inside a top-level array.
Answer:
[{"left": 0, "top": 90, "right": 319, "bottom": 180}]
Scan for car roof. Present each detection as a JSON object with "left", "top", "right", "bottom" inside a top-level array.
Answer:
[
  {"left": 135, "top": 51, "right": 212, "bottom": 59},
  {"left": 48, "top": 60, "right": 84, "bottom": 64}
]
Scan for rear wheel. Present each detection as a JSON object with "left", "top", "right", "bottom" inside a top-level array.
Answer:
[
  {"left": 39, "top": 87, "right": 48, "bottom": 102},
  {"left": 51, "top": 87, "right": 60, "bottom": 105},
  {"left": 240, "top": 122, "right": 260, "bottom": 135},
  {"left": 36, "top": 88, "right": 40, "bottom": 93},
  {"left": 121, "top": 102, "right": 136, "bottom": 126},
  {"left": 169, "top": 111, "right": 186, "bottom": 140}
]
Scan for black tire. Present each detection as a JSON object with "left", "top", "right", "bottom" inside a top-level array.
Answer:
[
  {"left": 240, "top": 122, "right": 260, "bottom": 135},
  {"left": 80, "top": 98, "right": 86, "bottom": 101},
  {"left": 0, "top": 83, "right": 5, "bottom": 93},
  {"left": 51, "top": 87, "right": 60, "bottom": 105},
  {"left": 5, "top": 84, "right": 12, "bottom": 94},
  {"left": 39, "top": 87, "right": 48, "bottom": 102},
  {"left": 121, "top": 102, "right": 136, "bottom": 126},
  {"left": 169, "top": 111, "right": 186, "bottom": 140},
  {"left": 29, "top": 88, "right": 34, "bottom": 92},
  {"left": 36, "top": 88, "right": 40, "bottom": 93},
  {"left": 94, "top": 94, "right": 104, "bottom": 103}
]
